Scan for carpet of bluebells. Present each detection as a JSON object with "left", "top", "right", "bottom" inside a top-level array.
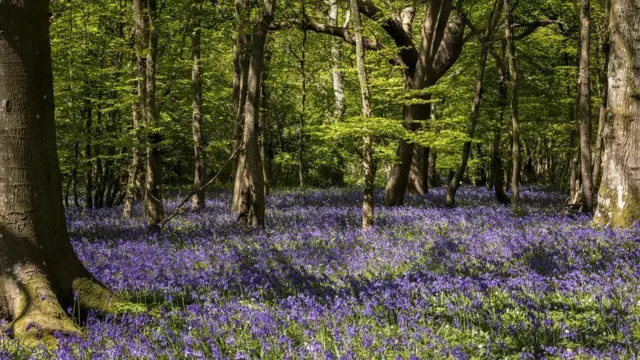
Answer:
[{"left": 2, "top": 186, "right": 640, "bottom": 359}]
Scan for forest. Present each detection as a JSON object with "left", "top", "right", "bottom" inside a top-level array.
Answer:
[{"left": 0, "top": 0, "right": 639, "bottom": 358}]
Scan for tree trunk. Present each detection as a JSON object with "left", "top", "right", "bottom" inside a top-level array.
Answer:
[
  {"left": 428, "top": 150, "right": 438, "bottom": 187},
  {"left": 83, "top": 89, "right": 93, "bottom": 209},
  {"left": 298, "top": 28, "right": 307, "bottom": 195},
  {"left": 491, "top": 45, "right": 511, "bottom": 205},
  {"left": 144, "top": 0, "right": 164, "bottom": 229},
  {"left": 350, "top": 0, "right": 374, "bottom": 230},
  {"left": 72, "top": 141, "right": 80, "bottom": 207},
  {"left": 504, "top": 0, "right": 521, "bottom": 212},
  {"left": 191, "top": 0, "right": 206, "bottom": 211},
  {"left": 408, "top": 145, "right": 426, "bottom": 195},
  {"left": 446, "top": 0, "right": 502, "bottom": 206},
  {"left": 384, "top": 0, "right": 453, "bottom": 206},
  {"left": 578, "top": 0, "right": 594, "bottom": 212},
  {"left": 231, "top": 0, "right": 251, "bottom": 215},
  {"left": 234, "top": 0, "right": 275, "bottom": 227},
  {"left": 0, "top": 0, "right": 131, "bottom": 340},
  {"left": 328, "top": 0, "right": 347, "bottom": 122},
  {"left": 594, "top": 0, "right": 640, "bottom": 227},
  {"left": 259, "top": 44, "right": 273, "bottom": 196},
  {"left": 123, "top": 0, "right": 148, "bottom": 219},
  {"left": 593, "top": 0, "right": 610, "bottom": 193}
]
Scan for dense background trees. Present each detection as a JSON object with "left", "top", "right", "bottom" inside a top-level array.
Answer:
[
  {"left": 38, "top": 0, "right": 640, "bottom": 228},
  {"left": 1, "top": 0, "right": 639, "bottom": 346}
]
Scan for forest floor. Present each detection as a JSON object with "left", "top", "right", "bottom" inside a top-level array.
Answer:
[{"left": 2, "top": 187, "right": 639, "bottom": 359}]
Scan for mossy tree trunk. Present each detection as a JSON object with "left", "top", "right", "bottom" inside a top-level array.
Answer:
[
  {"left": 0, "top": 0, "right": 132, "bottom": 342},
  {"left": 594, "top": 0, "right": 640, "bottom": 227}
]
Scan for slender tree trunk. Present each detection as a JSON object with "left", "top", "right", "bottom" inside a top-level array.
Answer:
[
  {"left": 328, "top": 0, "right": 347, "bottom": 122},
  {"left": 350, "top": 0, "right": 375, "bottom": 230},
  {"left": 593, "top": 0, "right": 610, "bottom": 193},
  {"left": 428, "top": 150, "right": 438, "bottom": 187},
  {"left": 491, "top": 45, "right": 511, "bottom": 205},
  {"left": 83, "top": 89, "right": 93, "bottom": 209},
  {"left": 504, "top": 0, "right": 521, "bottom": 212},
  {"left": 191, "top": 0, "right": 206, "bottom": 211},
  {"left": 144, "top": 0, "right": 164, "bottom": 229},
  {"left": 123, "top": 0, "right": 147, "bottom": 219},
  {"left": 594, "top": 0, "right": 640, "bottom": 227},
  {"left": 423, "top": 147, "right": 430, "bottom": 193},
  {"left": 72, "top": 141, "right": 80, "bottom": 207},
  {"left": 298, "top": 28, "right": 307, "bottom": 195},
  {"left": 0, "top": 0, "right": 132, "bottom": 340},
  {"left": 446, "top": 0, "right": 502, "bottom": 206},
  {"left": 259, "top": 44, "right": 273, "bottom": 196},
  {"left": 93, "top": 100, "right": 105, "bottom": 208},
  {"left": 578, "top": 0, "right": 594, "bottom": 212}
]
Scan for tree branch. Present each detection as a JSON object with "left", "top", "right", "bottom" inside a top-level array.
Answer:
[
  {"left": 513, "top": 19, "right": 560, "bottom": 40},
  {"left": 159, "top": 147, "right": 244, "bottom": 230},
  {"left": 269, "top": 20, "right": 382, "bottom": 50}
]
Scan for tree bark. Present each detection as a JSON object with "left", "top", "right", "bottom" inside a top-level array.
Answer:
[
  {"left": 191, "top": 0, "right": 206, "bottom": 211},
  {"left": 231, "top": 0, "right": 251, "bottom": 215},
  {"left": 490, "top": 44, "right": 511, "bottom": 205},
  {"left": 144, "top": 0, "right": 165, "bottom": 229},
  {"left": 0, "top": 0, "right": 132, "bottom": 340},
  {"left": 504, "top": 0, "right": 521, "bottom": 212},
  {"left": 259, "top": 44, "right": 273, "bottom": 196},
  {"left": 594, "top": 0, "right": 640, "bottom": 227},
  {"left": 83, "top": 88, "right": 93, "bottom": 209},
  {"left": 428, "top": 150, "right": 438, "bottom": 187},
  {"left": 384, "top": 0, "right": 453, "bottom": 206},
  {"left": 234, "top": 0, "right": 275, "bottom": 227},
  {"left": 298, "top": 27, "right": 307, "bottom": 195},
  {"left": 446, "top": 0, "right": 502, "bottom": 206},
  {"left": 593, "top": 0, "right": 610, "bottom": 194},
  {"left": 350, "top": 0, "right": 374, "bottom": 230},
  {"left": 123, "top": 0, "right": 148, "bottom": 219},
  {"left": 578, "top": 0, "right": 594, "bottom": 212},
  {"left": 328, "top": 0, "right": 347, "bottom": 122}
]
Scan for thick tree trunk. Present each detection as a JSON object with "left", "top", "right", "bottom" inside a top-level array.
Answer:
[
  {"left": 234, "top": 0, "right": 275, "bottom": 227},
  {"left": 191, "top": 0, "right": 206, "bottom": 211},
  {"left": 231, "top": 0, "right": 251, "bottom": 215},
  {"left": 504, "top": 0, "right": 521, "bottom": 212},
  {"left": 350, "top": 0, "right": 374, "bottom": 230},
  {"left": 446, "top": 0, "right": 502, "bottom": 206},
  {"left": 594, "top": 0, "right": 640, "bottom": 227},
  {"left": 0, "top": 0, "right": 132, "bottom": 341},
  {"left": 578, "top": 0, "right": 594, "bottom": 212},
  {"left": 144, "top": 0, "right": 165, "bottom": 229},
  {"left": 384, "top": 1, "right": 453, "bottom": 206}
]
